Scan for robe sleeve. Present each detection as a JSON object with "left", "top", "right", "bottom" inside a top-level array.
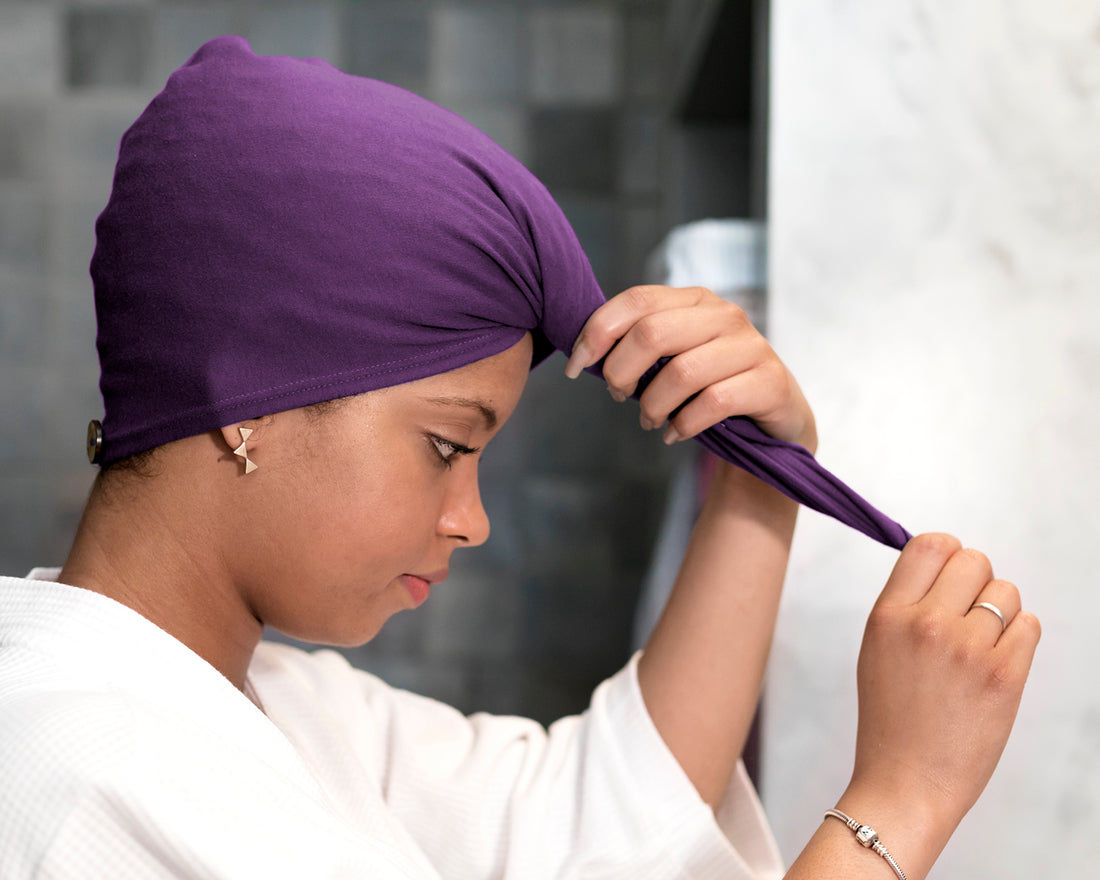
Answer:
[{"left": 253, "top": 644, "right": 785, "bottom": 880}]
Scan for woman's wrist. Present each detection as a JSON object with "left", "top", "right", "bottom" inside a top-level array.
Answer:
[
  {"left": 833, "top": 780, "right": 955, "bottom": 880},
  {"left": 706, "top": 458, "right": 800, "bottom": 521}
]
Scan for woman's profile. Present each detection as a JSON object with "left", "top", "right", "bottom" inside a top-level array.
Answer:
[{"left": 0, "top": 36, "right": 1039, "bottom": 879}]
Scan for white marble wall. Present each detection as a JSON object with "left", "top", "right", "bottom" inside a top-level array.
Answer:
[{"left": 766, "top": 1, "right": 1100, "bottom": 875}]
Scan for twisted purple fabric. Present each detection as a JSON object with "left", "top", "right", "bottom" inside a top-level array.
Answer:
[
  {"left": 696, "top": 420, "right": 911, "bottom": 547},
  {"left": 629, "top": 364, "right": 911, "bottom": 549},
  {"left": 91, "top": 35, "right": 910, "bottom": 549}
]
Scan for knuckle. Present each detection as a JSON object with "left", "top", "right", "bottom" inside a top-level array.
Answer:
[
  {"left": 682, "top": 285, "right": 715, "bottom": 303},
  {"left": 989, "top": 578, "right": 1020, "bottom": 605},
  {"left": 579, "top": 320, "right": 615, "bottom": 354},
  {"left": 719, "top": 300, "right": 748, "bottom": 325},
  {"left": 985, "top": 656, "right": 1018, "bottom": 692},
  {"left": 667, "top": 351, "right": 702, "bottom": 386},
  {"left": 1017, "top": 610, "right": 1042, "bottom": 641},
  {"left": 700, "top": 382, "right": 734, "bottom": 415},
  {"left": 624, "top": 284, "right": 663, "bottom": 313},
  {"left": 951, "top": 640, "right": 977, "bottom": 667},
  {"left": 958, "top": 547, "right": 994, "bottom": 578},
  {"left": 635, "top": 314, "right": 668, "bottom": 351},
  {"left": 912, "top": 608, "right": 947, "bottom": 645},
  {"left": 759, "top": 357, "right": 789, "bottom": 393},
  {"left": 601, "top": 361, "right": 628, "bottom": 392},
  {"left": 865, "top": 603, "right": 899, "bottom": 634},
  {"left": 909, "top": 532, "right": 963, "bottom": 558}
]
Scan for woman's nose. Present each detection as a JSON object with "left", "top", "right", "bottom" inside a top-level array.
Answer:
[{"left": 438, "top": 473, "right": 490, "bottom": 547}]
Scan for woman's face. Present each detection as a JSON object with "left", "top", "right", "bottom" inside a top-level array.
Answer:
[{"left": 236, "top": 333, "right": 533, "bottom": 646}]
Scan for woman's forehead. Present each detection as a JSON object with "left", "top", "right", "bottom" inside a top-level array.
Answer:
[{"left": 406, "top": 335, "right": 532, "bottom": 418}]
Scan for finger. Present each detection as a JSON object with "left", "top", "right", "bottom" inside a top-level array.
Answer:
[
  {"left": 925, "top": 547, "right": 995, "bottom": 616},
  {"left": 994, "top": 609, "right": 1042, "bottom": 674},
  {"left": 602, "top": 305, "right": 737, "bottom": 401},
  {"left": 564, "top": 286, "right": 709, "bottom": 379},
  {"left": 875, "top": 533, "right": 963, "bottom": 610},
  {"left": 651, "top": 357, "right": 784, "bottom": 443},
  {"left": 965, "top": 579, "right": 1021, "bottom": 644},
  {"left": 632, "top": 334, "right": 766, "bottom": 430}
]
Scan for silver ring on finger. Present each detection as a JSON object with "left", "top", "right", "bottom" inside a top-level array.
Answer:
[{"left": 969, "top": 601, "right": 1007, "bottom": 634}]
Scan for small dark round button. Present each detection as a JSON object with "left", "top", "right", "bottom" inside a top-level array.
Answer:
[{"left": 86, "top": 419, "right": 103, "bottom": 464}]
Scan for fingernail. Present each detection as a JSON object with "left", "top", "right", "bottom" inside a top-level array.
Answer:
[
  {"left": 662, "top": 425, "right": 682, "bottom": 445},
  {"left": 564, "top": 340, "right": 592, "bottom": 380},
  {"left": 640, "top": 414, "right": 653, "bottom": 431},
  {"left": 608, "top": 386, "right": 626, "bottom": 403}
]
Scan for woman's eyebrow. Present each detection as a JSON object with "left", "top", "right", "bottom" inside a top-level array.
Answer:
[{"left": 422, "top": 396, "right": 498, "bottom": 429}]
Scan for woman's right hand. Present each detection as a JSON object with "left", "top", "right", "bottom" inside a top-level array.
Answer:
[{"left": 837, "top": 533, "right": 1041, "bottom": 874}]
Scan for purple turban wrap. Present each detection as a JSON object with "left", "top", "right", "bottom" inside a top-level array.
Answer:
[{"left": 91, "top": 36, "right": 910, "bottom": 549}]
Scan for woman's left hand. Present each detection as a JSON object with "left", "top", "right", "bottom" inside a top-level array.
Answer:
[{"left": 564, "top": 285, "right": 818, "bottom": 453}]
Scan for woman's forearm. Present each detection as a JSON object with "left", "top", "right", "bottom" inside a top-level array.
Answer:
[{"left": 637, "top": 460, "right": 799, "bottom": 809}]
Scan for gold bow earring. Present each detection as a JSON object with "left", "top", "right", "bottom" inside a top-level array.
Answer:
[{"left": 233, "top": 427, "right": 258, "bottom": 474}]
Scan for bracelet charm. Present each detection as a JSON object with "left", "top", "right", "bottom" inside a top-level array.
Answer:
[{"left": 824, "top": 808, "right": 907, "bottom": 880}]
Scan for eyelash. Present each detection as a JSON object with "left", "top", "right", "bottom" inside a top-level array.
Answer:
[{"left": 428, "top": 435, "right": 478, "bottom": 469}]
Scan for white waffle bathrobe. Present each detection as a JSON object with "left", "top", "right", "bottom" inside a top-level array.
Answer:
[{"left": 0, "top": 570, "right": 783, "bottom": 879}]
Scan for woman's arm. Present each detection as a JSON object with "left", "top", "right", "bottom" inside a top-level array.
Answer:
[
  {"left": 637, "top": 461, "right": 798, "bottom": 808},
  {"left": 786, "top": 534, "right": 1040, "bottom": 879},
  {"left": 566, "top": 284, "right": 816, "bottom": 809},
  {"left": 567, "top": 286, "right": 1040, "bottom": 879}
]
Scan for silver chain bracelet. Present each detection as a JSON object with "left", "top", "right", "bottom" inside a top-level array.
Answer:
[{"left": 823, "top": 808, "right": 907, "bottom": 880}]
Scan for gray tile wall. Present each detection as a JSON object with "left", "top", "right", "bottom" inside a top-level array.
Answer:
[{"left": 1, "top": 0, "right": 680, "bottom": 725}]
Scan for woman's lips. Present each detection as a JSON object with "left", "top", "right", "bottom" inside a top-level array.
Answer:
[{"left": 400, "top": 570, "right": 447, "bottom": 607}]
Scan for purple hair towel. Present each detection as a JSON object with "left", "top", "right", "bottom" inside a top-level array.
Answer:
[{"left": 91, "top": 36, "right": 911, "bottom": 549}]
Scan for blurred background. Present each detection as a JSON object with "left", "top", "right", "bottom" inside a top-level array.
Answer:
[{"left": 1, "top": 1, "right": 1097, "bottom": 877}]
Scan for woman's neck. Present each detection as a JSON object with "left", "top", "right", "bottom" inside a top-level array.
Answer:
[{"left": 59, "top": 462, "right": 263, "bottom": 691}]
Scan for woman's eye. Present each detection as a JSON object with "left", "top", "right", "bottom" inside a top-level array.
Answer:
[
  {"left": 427, "top": 434, "right": 480, "bottom": 469},
  {"left": 430, "top": 435, "right": 461, "bottom": 467}
]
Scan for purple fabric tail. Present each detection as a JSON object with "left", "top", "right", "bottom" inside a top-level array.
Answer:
[
  {"left": 694, "top": 418, "right": 912, "bottom": 549},
  {"left": 629, "top": 363, "right": 912, "bottom": 550}
]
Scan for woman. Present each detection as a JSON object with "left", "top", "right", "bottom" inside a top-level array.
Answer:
[{"left": 0, "top": 36, "right": 1038, "bottom": 879}]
